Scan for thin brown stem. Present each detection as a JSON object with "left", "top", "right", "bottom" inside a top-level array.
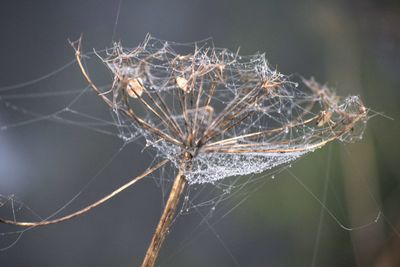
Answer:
[
  {"left": 0, "top": 160, "right": 168, "bottom": 228},
  {"left": 141, "top": 156, "right": 189, "bottom": 267},
  {"left": 70, "top": 38, "right": 113, "bottom": 107}
]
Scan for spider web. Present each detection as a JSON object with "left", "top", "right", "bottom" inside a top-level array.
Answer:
[
  {"left": 86, "top": 35, "right": 368, "bottom": 184},
  {"left": 0, "top": 36, "right": 378, "bottom": 257}
]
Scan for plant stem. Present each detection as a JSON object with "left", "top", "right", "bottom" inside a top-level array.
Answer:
[{"left": 141, "top": 163, "right": 187, "bottom": 267}]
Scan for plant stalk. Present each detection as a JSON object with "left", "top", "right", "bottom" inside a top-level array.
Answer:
[{"left": 140, "top": 159, "right": 188, "bottom": 267}]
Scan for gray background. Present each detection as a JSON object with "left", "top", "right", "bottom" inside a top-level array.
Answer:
[{"left": 0, "top": 0, "right": 399, "bottom": 266}]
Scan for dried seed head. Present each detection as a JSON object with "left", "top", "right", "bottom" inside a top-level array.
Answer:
[
  {"left": 176, "top": 76, "right": 190, "bottom": 93},
  {"left": 94, "top": 35, "right": 369, "bottom": 184},
  {"left": 261, "top": 80, "right": 277, "bottom": 89},
  {"left": 126, "top": 78, "right": 144, "bottom": 98},
  {"left": 204, "top": 105, "right": 214, "bottom": 116},
  {"left": 261, "top": 77, "right": 283, "bottom": 97},
  {"left": 177, "top": 54, "right": 190, "bottom": 61},
  {"left": 217, "top": 63, "right": 225, "bottom": 74},
  {"left": 316, "top": 110, "right": 333, "bottom": 127},
  {"left": 359, "top": 105, "right": 367, "bottom": 115},
  {"left": 199, "top": 105, "right": 214, "bottom": 125}
]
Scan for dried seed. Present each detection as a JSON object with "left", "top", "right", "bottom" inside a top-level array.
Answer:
[
  {"left": 176, "top": 76, "right": 190, "bottom": 93},
  {"left": 126, "top": 78, "right": 144, "bottom": 98},
  {"left": 316, "top": 110, "right": 332, "bottom": 127}
]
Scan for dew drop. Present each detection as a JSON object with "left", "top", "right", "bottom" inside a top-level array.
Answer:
[{"left": 285, "top": 127, "right": 289, "bottom": 134}]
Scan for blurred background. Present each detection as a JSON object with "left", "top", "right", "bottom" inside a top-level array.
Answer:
[{"left": 0, "top": 0, "right": 399, "bottom": 266}]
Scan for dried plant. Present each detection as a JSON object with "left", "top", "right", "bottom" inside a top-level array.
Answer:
[{"left": 0, "top": 35, "right": 368, "bottom": 267}]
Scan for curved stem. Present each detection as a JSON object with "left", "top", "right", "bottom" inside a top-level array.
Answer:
[{"left": 0, "top": 160, "right": 168, "bottom": 228}]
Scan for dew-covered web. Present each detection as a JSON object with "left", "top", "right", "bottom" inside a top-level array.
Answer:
[
  {"left": 87, "top": 35, "right": 368, "bottom": 183},
  {"left": 0, "top": 35, "right": 376, "bottom": 254}
]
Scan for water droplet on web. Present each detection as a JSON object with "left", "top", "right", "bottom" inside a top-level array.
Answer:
[{"left": 285, "top": 127, "right": 289, "bottom": 134}]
